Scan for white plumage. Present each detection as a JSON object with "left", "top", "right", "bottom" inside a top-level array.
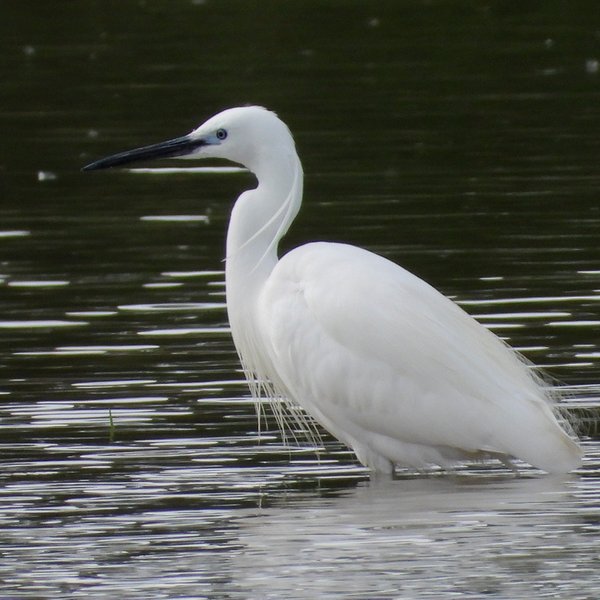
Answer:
[{"left": 84, "top": 106, "right": 582, "bottom": 475}]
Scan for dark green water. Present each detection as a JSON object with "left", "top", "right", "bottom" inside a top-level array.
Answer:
[{"left": 1, "top": 1, "right": 600, "bottom": 598}]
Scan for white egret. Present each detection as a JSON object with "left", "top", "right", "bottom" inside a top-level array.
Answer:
[{"left": 83, "top": 106, "right": 582, "bottom": 475}]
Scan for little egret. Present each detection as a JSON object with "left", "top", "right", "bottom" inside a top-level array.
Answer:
[{"left": 84, "top": 106, "right": 582, "bottom": 475}]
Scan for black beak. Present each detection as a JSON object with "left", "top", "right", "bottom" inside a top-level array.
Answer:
[{"left": 82, "top": 134, "right": 207, "bottom": 171}]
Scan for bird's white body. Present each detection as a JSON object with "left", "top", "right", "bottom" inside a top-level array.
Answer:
[
  {"left": 257, "top": 242, "right": 578, "bottom": 473},
  {"left": 85, "top": 105, "right": 582, "bottom": 474}
]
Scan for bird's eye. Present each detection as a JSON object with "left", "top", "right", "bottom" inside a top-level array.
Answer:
[{"left": 216, "top": 128, "right": 228, "bottom": 140}]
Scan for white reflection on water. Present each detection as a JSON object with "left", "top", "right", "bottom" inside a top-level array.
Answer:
[
  {"left": 140, "top": 215, "right": 210, "bottom": 223},
  {"left": 117, "top": 302, "right": 224, "bottom": 312},
  {"left": 227, "top": 474, "right": 600, "bottom": 599},
  {"left": 0, "top": 230, "right": 30, "bottom": 238},
  {"left": 459, "top": 294, "right": 600, "bottom": 306},
  {"left": 0, "top": 319, "right": 89, "bottom": 329},
  {"left": 14, "top": 344, "right": 159, "bottom": 357},
  {"left": 72, "top": 379, "right": 157, "bottom": 389},
  {"left": 129, "top": 166, "right": 247, "bottom": 174},
  {"left": 7, "top": 279, "right": 70, "bottom": 288}
]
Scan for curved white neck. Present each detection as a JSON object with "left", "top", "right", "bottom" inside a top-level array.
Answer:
[
  {"left": 224, "top": 149, "right": 302, "bottom": 376},
  {"left": 222, "top": 127, "right": 303, "bottom": 380},
  {"left": 225, "top": 150, "right": 303, "bottom": 296}
]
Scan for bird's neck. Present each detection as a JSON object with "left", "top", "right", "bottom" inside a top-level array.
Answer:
[
  {"left": 224, "top": 148, "right": 302, "bottom": 379},
  {"left": 225, "top": 151, "right": 303, "bottom": 296}
]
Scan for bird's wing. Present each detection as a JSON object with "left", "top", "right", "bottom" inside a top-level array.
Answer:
[{"left": 257, "top": 242, "right": 571, "bottom": 465}]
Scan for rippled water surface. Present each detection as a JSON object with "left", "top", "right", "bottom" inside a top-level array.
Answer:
[{"left": 2, "top": 1, "right": 600, "bottom": 597}]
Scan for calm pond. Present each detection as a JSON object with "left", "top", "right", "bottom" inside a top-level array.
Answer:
[{"left": 1, "top": 1, "right": 600, "bottom": 598}]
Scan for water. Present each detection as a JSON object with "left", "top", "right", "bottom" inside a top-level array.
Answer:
[{"left": 1, "top": 1, "right": 600, "bottom": 597}]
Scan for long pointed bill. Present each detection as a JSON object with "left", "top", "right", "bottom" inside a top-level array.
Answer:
[{"left": 82, "top": 134, "right": 207, "bottom": 171}]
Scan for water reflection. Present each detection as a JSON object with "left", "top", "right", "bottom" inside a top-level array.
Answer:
[
  {"left": 231, "top": 475, "right": 599, "bottom": 599},
  {"left": 2, "top": 464, "right": 599, "bottom": 598}
]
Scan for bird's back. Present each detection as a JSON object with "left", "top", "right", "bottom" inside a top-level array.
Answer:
[{"left": 256, "top": 241, "right": 581, "bottom": 473}]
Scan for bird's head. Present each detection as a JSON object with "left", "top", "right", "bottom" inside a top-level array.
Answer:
[{"left": 82, "top": 106, "right": 295, "bottom": 175}]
